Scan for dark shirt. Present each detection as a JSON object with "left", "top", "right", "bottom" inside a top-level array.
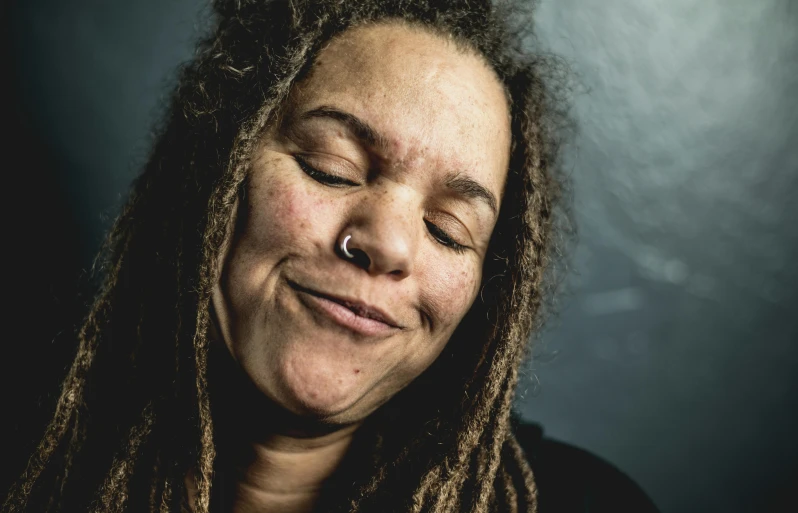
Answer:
[{"left": 514, "top": 423, "right": 660, "bottom": 513}]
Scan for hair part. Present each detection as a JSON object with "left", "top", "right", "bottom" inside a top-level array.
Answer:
[{"left": 3, "top": 1, "right": 572, "bottom": 512}]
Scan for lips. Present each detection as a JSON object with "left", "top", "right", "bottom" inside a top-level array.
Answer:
[{"left": 288, "top": 280, "right": 403, "bottom": 334}]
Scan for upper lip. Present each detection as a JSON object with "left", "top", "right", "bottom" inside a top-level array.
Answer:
[{"left": 288, "top": 281, "right": 404, "bottom": 329}]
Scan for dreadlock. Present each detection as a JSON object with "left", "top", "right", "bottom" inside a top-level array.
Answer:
[{"left": 3, "top": 0, "right": 571, "bottom": 511}]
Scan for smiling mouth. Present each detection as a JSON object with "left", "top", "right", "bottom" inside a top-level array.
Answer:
[{"left": 287, "top": 280, "right": 403, "bottom": 335}]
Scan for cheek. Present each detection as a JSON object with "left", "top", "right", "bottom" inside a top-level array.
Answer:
[
  {"left": 221, "top": 157, "right": 338, "bottom": 328},
  {"left": 250, "top": 173, "right": 307, "bottom": 248},
  {"left": 421, "top": 256, "right": 481, "bottom": 336},
  {"left": 379, "top": 259, "right": 480, "bottom": 396},
  {"left": 240, "top": 157, "right": 335, "bottom": 257}
]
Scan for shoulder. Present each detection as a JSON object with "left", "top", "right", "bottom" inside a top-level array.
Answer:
[{"left": 512, "top": 421, "right": 660, "bottom": 513}]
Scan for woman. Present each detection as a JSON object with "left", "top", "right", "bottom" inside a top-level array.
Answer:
[{"left": 2, "top": 0, "right": 644, "bottom": 512}]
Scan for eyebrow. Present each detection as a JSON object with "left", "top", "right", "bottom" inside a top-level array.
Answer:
[
  {"left": 444, "top": 173, "right": 498, "bottom": 215},
  {"left": 301, "top": 106, "right": 385, "bottom": 148},
  {"left": 300, "top": 105, "right": 499, "bottom": 215}
]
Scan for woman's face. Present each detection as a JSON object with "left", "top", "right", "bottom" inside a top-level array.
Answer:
[{"left": 212, "top": 23, "right": 511, "bottom": 425}]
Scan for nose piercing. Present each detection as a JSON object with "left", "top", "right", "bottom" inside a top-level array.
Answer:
[{"left": 341, "top": 235, "right": 354, "bottom": 259}]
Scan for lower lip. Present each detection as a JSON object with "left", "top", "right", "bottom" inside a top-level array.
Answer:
[{"left": 295, "top": 290, "right": 397, "bottom": 338}]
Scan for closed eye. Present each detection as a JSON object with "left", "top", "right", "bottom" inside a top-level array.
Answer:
[
  {"left": 294, "top": 155, "right": 359, "bottom": 187},
  {"left": 296, "top": 153, "right": 468, "bottom": 254},
  {"left": 425, "top": 220, "right": 468, "bottom": 254}
]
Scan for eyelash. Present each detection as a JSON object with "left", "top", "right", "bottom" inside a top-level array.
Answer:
[
  {"left": 294, "top": 155, "right": 469, "bottom": 254},
  {"left": 295, "top": 155, "right": 359, "bottom": 187},
  {"left": 425, "top": 220, "right": 468, "bottom": 253}
]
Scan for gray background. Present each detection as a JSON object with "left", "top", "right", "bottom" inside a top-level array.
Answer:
[{"left": 5, "top": 0, "right": 797, "bottom": 511}]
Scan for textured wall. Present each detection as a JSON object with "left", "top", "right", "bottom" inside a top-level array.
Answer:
[
  {"left": 5, "top": 0, "right": 797, "bottom": 511},
  {"left": 522, "top": 1, "right": 798, "bottom": 512}
]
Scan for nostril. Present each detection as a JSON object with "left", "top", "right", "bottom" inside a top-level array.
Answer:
[
  {"left": 338, "top": 236, "right": 370, "bottom": 269},
  {"left": 348, "top": 248, "right": 371, "bottom": 270}
]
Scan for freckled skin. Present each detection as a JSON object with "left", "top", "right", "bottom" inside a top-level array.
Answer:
[{"left": 211, "top": 23, "right": 511, "bottom": 427}]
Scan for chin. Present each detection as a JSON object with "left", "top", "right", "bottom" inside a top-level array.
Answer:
[{"left": 274, "top": 352, "right": 369, "bottom": 420}]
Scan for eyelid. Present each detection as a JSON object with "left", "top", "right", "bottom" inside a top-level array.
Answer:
[
  {"left": 424, "top": 211, "right": 473, "bottom": 252},
  {"left": 425, "top": 220, "right": 469, "bottom": 253},
  {"left": 285, "top": 122, "right": 370, "bottom": 176},
  {"left": 295, "top": 154, "right": 361, "bottom": 186}
]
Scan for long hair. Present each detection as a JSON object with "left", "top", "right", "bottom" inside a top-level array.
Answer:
[{"left": 3, "top": 0, "right": 571, "bottom": 511}]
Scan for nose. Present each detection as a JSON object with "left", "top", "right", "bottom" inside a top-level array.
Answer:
[{"left": 336, "top": 186, "right": 419, "bottom": 278}]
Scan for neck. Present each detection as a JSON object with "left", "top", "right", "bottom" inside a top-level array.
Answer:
[
  {"left": 188, "top": 344, "right": 364, "bottom": 513},
  {"left": 216, "top": 424, "right": 359, "bottom": 513}
]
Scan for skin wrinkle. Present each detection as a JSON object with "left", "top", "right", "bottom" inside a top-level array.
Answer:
[
  {"left": 282, "top": 108, "right": 501, "bottom": 246},
  {"left": 282, "top": 117, "right": 499, "bottom": 253}
]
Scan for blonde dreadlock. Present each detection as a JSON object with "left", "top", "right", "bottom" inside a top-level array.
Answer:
[{"left": 3, "top": 0, "right": 571, "bottom": 511}]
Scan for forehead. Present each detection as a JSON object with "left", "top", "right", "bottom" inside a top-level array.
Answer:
[{"left": 286, "top": 22, "right": 511, "bottom": 199}]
